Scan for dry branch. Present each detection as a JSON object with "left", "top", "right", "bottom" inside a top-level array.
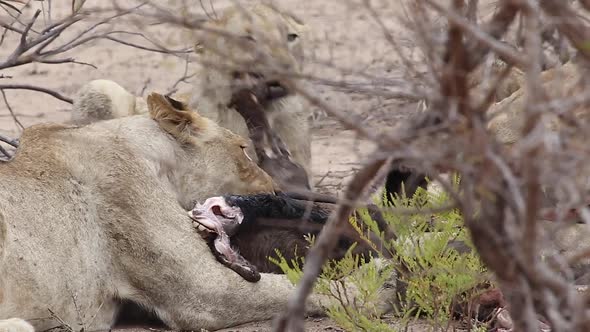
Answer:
[
  {"left": 539, "top": 0, "right": 590, "bottom": 60},
  {"left": 434, "top": 1, "right": 590, "bottom": 331},
  {"left": 0, "top": 133, "right": 17, "bottom": 147},
  {"left": 0, "top": 145, "right": 10, "bottom": 160},
  {"left": 426, "top": 0, "right": 525, "bottom": 70},
  {"left": 0, "top": 3, "right": 191, "bottom": 72},
  {"left": 0, "top": 84, "right": 73, "bottom": 104},
  {"left": 0, "top": 1, "right": 194, "bottom": 128},
  {"left": 273, "top": 157, "right": 387, "bottom": 332},
  {"left": 0, "top": 89, "right": 23, "bottom": 129},
  {"left": 267, "top": 0, "right": 590, "bottom": 331},
  {"left": 0, "top": 132, "right": 17, "bottom": 160}
]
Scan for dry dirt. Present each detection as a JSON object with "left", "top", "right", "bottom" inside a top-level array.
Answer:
[
  {"left": 0, "top": 0, "right": 477, "bottom": 330},
  {"left": 117, "top": 316, "right": 434, "bottom": 332}
]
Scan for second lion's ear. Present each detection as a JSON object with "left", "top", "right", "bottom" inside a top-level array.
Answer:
[{"left": 147, "top": 92, "right": 207, "bottom": 144}]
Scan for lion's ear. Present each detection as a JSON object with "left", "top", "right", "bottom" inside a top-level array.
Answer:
[{"left": 147, "top": 92, "right": 207, "bottom": 144}]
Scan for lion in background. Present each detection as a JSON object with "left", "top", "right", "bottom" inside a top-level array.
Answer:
[
  {"left": 71, "top": 78, "right": 148, "bottom": 125},
  {"left": 0, "top": 319, "right": 34, "bottom": 332},
  {"left": 71, "top": 3, "right": 313, "bottom": 188},
  {"left": 0, "top": 93, "right": 339, "bottom": 331},
  {"left": 485, "top": 60, "right": 585, "bottom": 145}
]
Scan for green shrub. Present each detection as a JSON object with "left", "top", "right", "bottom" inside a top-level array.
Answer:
[{"left": 270, "top": 176, "right": 492, "bottom": 331}]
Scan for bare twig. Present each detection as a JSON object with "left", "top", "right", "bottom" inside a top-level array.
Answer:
[
  {"left": 0, "top": 2, "right": 191, "bottom": 73},
  {"left": 273, "top": 157, "right": 387, "bottom": 332},
  {"left": 424, "top": 0, "right": 525, "bottom": 70},
  {"left": 539, "top": 0, "right": 590, "bottom": 60},
  {"left": 0, "top": 133, "right": 17, "bottom": 147},
  {"left": 166, "top": 54, "right": 194, "bottom": 96},
  {"left": 0, "top": 1, "right": 24, "bottom": 14},
  {"left": 0, "top": 0, "right": 28, "bottom": 47},
  {"left": 0, "top": 143, "right": 11, "bottom": 160},
  {"left": 0, "top": 84, "right": 72, "bottom": 104},
  {"left": 0, "top": 89, "right": 24, "bottom": 130}
]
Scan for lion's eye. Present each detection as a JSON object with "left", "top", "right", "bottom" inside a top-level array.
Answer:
[
  {"left": 287, "top": 33, "right": 298, "bottom": 42},
  {"left": 243, "top": 35, "right": 256, "bottom": 42}
]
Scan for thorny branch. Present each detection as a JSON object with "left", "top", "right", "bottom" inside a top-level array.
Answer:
[
  {"left": 0, "top": 132, "right": 17, "bottom": 160},
  {"left": 273, "top": 157, "right": 388, "bottom": 332},
  {"left": 0, "top": 89, "right": 23, "bottom": 129},
  {"left": 0, "top": 3, "right": 191, "bottom": 72},
  {"left": 270, "top": 0, "right": 590, "bottom": 331}
]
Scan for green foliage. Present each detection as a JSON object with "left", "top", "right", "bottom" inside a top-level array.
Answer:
[{"left": 272, "top": 174, "right": 491, "bottom": 331}]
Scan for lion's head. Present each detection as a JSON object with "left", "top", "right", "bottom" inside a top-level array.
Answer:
[
  {"left": 193, "top": 4, "right": 308, "bottom": 107},
  {"left": 145, "top": 92, "right": 275, "bottom": 208}
]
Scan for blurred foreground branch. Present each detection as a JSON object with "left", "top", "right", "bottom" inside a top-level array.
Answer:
[{"left": 274, "top": 1, "right": 590, "bottom": 331}]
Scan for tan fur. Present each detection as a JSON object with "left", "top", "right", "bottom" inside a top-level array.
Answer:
[
  {"left": 70, "top": 4, "right": 313, "bottom": 187},
  {"left": 191, "top": 4, "right": 312, "bottom": 187},
  {"left": 146, "top": 95, "right": 208, "bottom": 146},
  {"left": 71, "top": 79, "right": 148, "bottom": 125},
  {"left": 468, "top": 59, "right": 525, "bottom": 104},
  {"left": 474, "top": 60, "right": 590, "bottom": 225},
  {"left": 0, "top": 93, "right": 345, "bottom": 330},
  {"left": 486, "top": 61, "right": 584, "bottom": 145},
  {"left": 422, "top": 61, "right": 585, "bottom": 211}
]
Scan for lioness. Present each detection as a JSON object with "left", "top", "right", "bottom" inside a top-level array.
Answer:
[
  {"left": 190, "top": 3, "right": 312, "bottom": 187},
  {"left": 0, "top": 93, "right": 330, "bottom": 331}
]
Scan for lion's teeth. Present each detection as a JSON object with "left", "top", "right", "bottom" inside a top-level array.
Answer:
[{"left": 193, "top": 221, "right": 214, "bottom": 233}]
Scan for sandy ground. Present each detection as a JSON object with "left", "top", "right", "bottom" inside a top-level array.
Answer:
[
  {"left": 116, "top": 316, "right": 434, "bottom": 332},
  {"left": 0, "top": 0, "right": 469, "bottom": 330}
]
